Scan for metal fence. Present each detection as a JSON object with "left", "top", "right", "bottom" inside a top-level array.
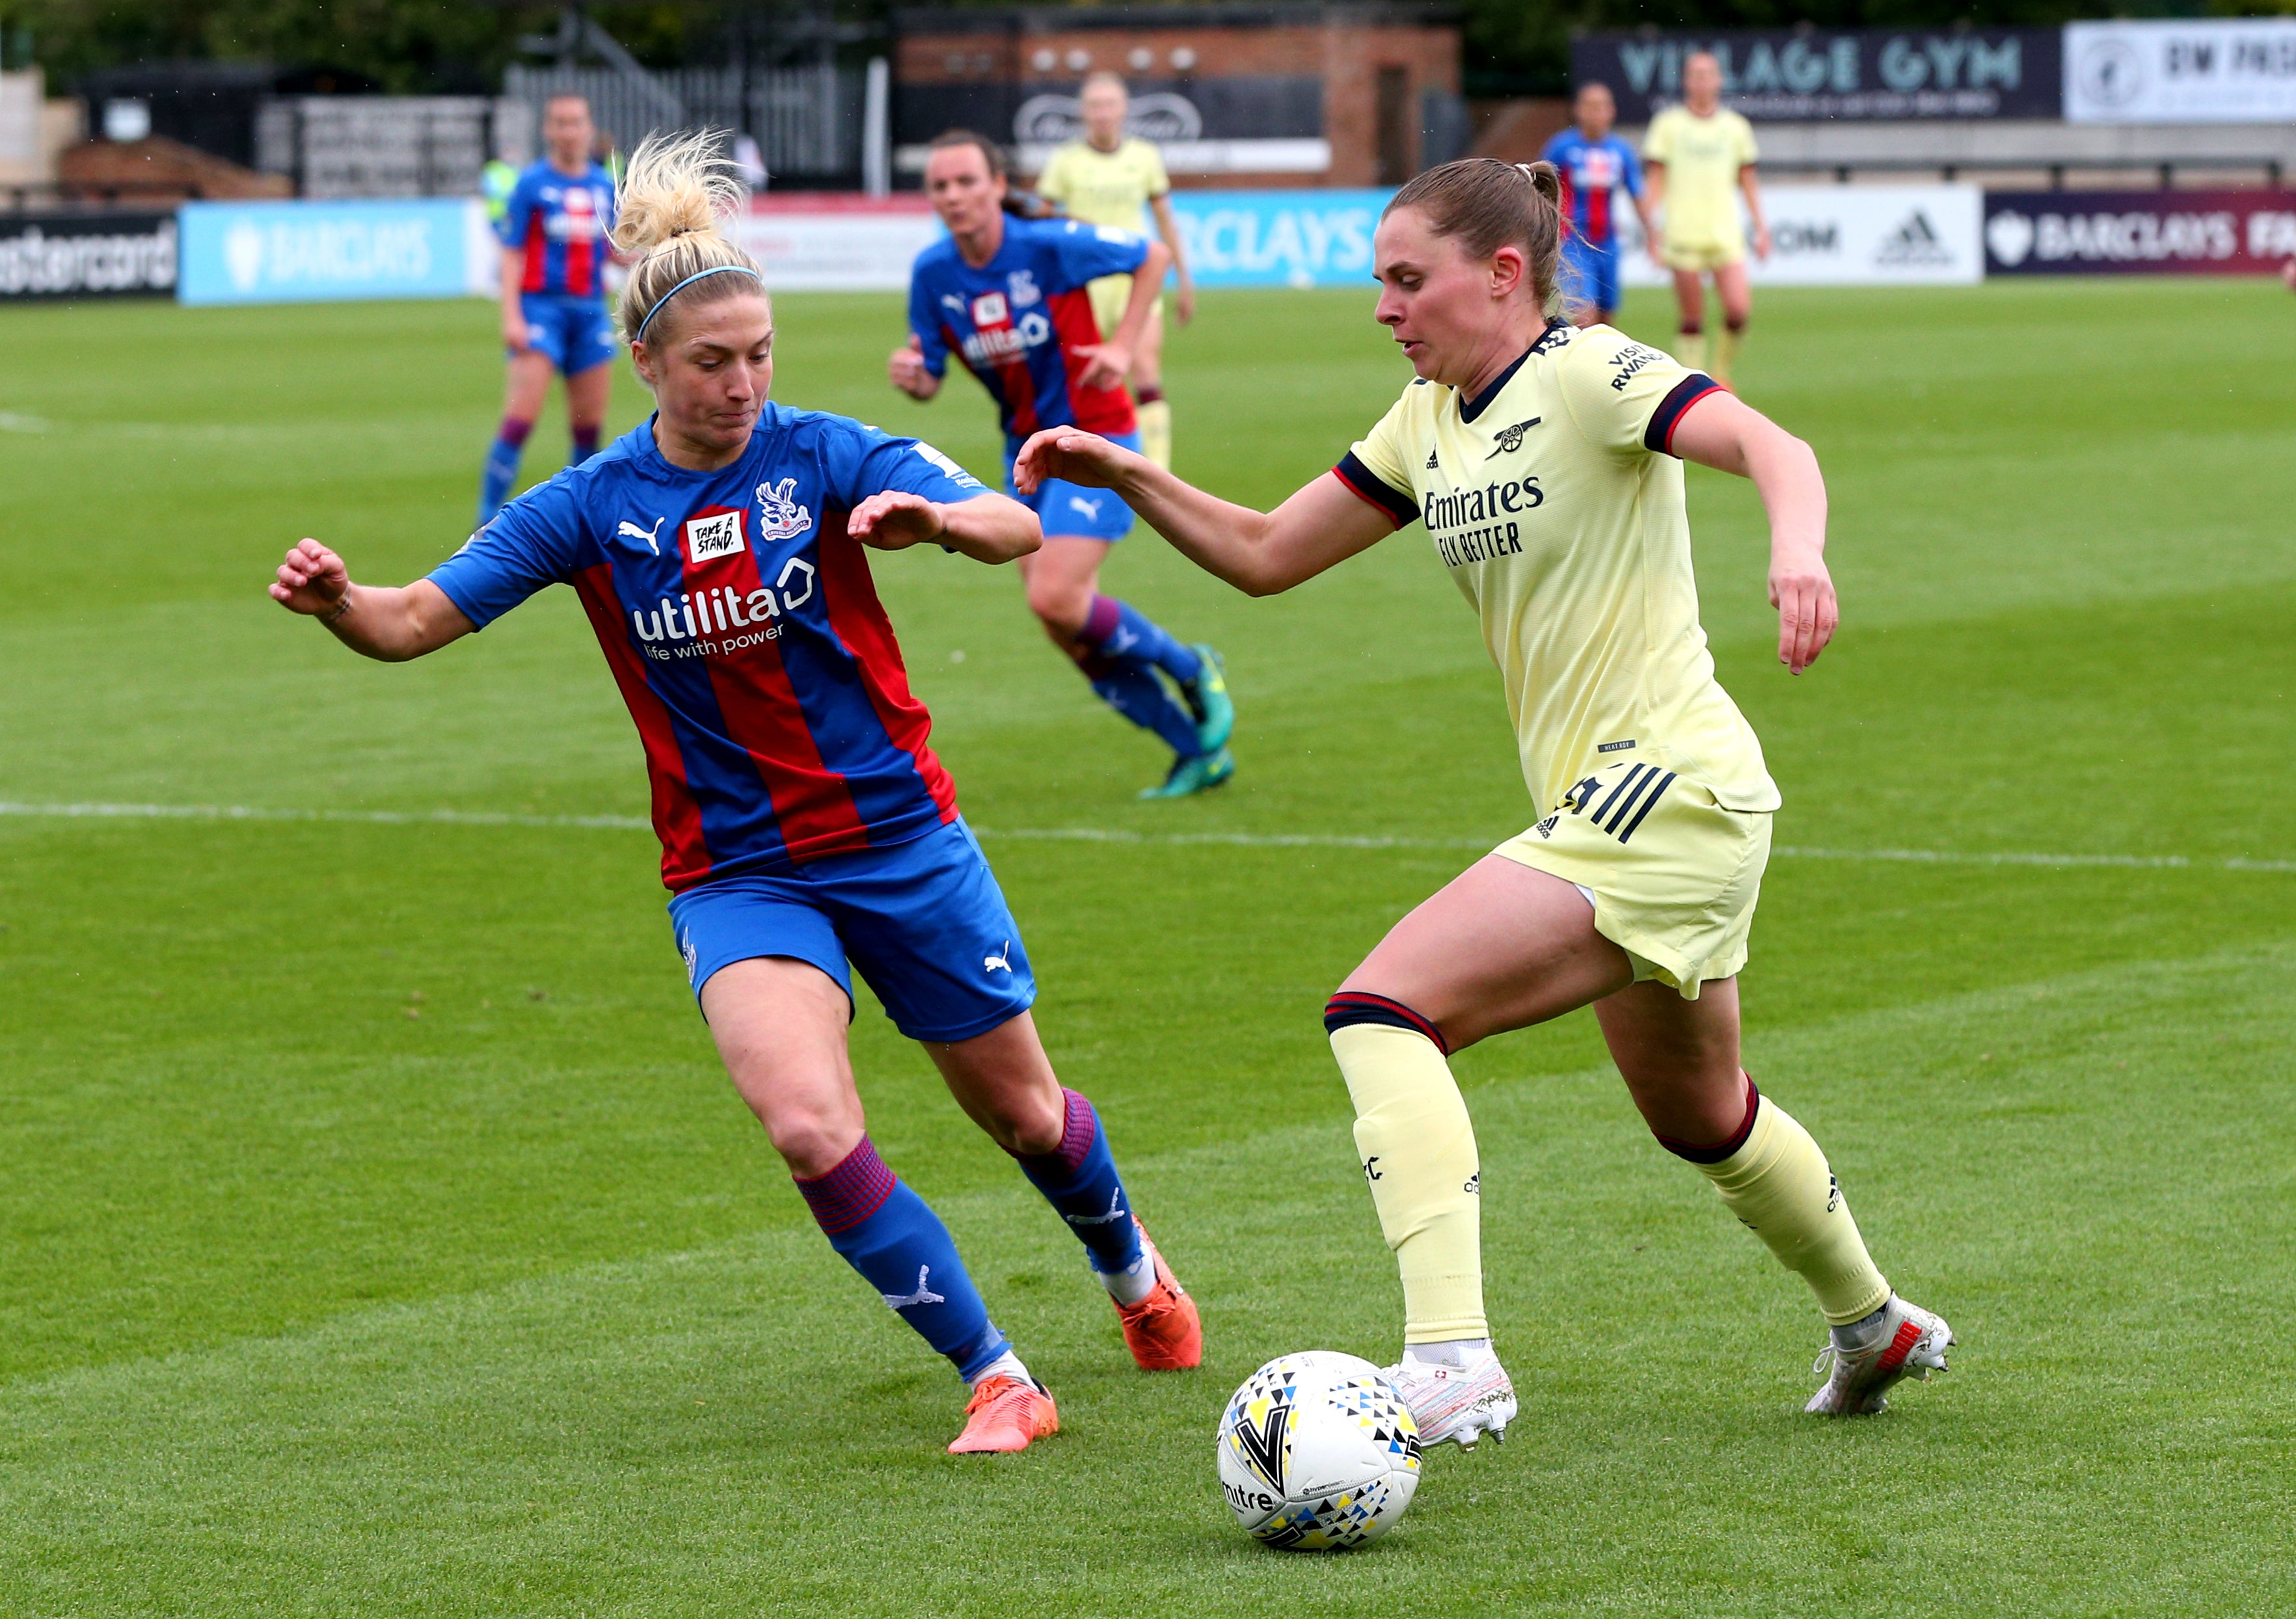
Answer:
[
  {"left": 255, "top": 97, "right": 516, "bottom": 200},
  {"left": 503, "top": 64, "right": 862, "bottom": 187}
]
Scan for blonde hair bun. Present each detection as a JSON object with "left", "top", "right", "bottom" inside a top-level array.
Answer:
[{"left": 612, "top": 129, "right": 763, "bottom": 345}]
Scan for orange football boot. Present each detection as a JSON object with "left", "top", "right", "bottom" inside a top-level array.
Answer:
[
  {"left": 947, "top": 1374, "right": 1059, "bottom": 1454},
  {"left": 1113, "top": 1220, "right": 1202, "bottom": 1371}
]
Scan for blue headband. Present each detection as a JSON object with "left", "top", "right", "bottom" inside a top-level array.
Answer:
[{"left": 634, "top": 263, "right": 764, "bottom": 342}]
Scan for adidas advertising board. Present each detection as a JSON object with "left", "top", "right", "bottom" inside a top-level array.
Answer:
[
  {"left": 1615, "top": 184, "right": 1982, "bottom": 287},
  {"left": 1983, "top": 190, "right": 2296, "bottom": 276}
]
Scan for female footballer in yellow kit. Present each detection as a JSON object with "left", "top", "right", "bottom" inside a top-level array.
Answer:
[
  {"left": 1034, "top": 72, "right": 1195, "bottom": 468},
  {"left": 1014, "top": 157, "right": 1952, "bottom": 1441}
]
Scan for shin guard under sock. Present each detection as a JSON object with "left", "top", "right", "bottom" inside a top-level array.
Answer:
[
  {"left": 478, "top": 416, "right": 533, "bottom": 523},
  {"left": 796, "top": 1136, "right": 1008, "bottom": 1379},
  {"left": 1080, "top": 594, "right": 1202, "bottom": 685},
  {"left": 1135, "top": 393, "right": 1172, "bottom": 470},
  {"left": 1010, "top": 1088, "right": 1146, "bottom": 1277},
  {"left": 1677, "top": 325, "right": 1708, "bottom": 372},
  {"left": 1326, "top": 993, "right": 1487, "bottom": 1343},
  {"left": 1668, "top": 1083, "right": 1889, "bottom": 1326}
]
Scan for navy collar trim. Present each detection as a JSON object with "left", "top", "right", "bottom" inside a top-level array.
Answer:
[{"left": 1459, "top": 322, "right": 1570, "bottom": 424}]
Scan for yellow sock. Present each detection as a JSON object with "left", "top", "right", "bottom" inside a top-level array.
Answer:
[
  {"left": 1135, "top": 397, "right": 1172, "bottom": 470},
  {"left": 1714, "top": 325, "right": 1743, "bottom": 386},
  {"left": 1329, "top": 1021, "right": 1486, "bottom": 1343},
  {"left": 1677, "top": 328, "right": 1708, "bottom": 372},
  {"left": 1692, "top": 1094, "right": 1889, "bottom": 1326}
]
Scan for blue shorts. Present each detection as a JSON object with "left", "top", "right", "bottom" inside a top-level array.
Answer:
[
  {"left": 666, "top": 818, "right": 1036, "bottom": 1043},
  {"left": 1561, "top": 237, "right": 1621, "bottom": 316},
  {"left": 516, "top": 293, "right": 620, "bottom": 375},
  {"left": 1005, "top": 429, "right": 1139, "bottom": 542}
]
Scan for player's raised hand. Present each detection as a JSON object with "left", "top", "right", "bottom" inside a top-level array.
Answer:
[
  {"left": 848, "top": 489, "right": 947, "bottom": 551},
  {"left": 1070, "top": 340, "right": 1132, "bottom": 393},
  {"left": 1768, "top": 548, "right": 1837, "bottom": 674},
  {"left": 271, "top": 539, "right": 350, "bottom": 616},
  {"left": 1012, "top": 428, "right": 1138, "bottom": 494}
]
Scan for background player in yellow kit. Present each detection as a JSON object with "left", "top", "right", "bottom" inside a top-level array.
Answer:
[
  {"left": 1015, "top": 157, "right": 1952, "bottom": 1440},
  {"left": 1643, "top": 52, "right": 1768, "bottom": 388},
  {"left": 1034, "top": 72, "right": 1196, "bottom": 469}
]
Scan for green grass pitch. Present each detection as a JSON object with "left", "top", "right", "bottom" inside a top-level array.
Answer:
[{"left": 1, "top": 278, "right": 2291, "bottom": 1615}]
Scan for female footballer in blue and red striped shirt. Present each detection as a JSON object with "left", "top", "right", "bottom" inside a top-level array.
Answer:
[
  {"left": 479, "top": 94, "right": 621, "bottom": 524},
  {"left": 1541, "top": 83, "right": 1657, "bottom": 328},
  {"left": 890, "top": 130, "right": 1236, "bottom": 801},
  {"left": 271, "top": 133, "right": 1201, "bottom": 1456}
]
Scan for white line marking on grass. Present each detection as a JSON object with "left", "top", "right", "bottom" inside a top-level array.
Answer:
[
  {"left": 2, "top": 801, "right": 2291, "bottom": 874},
  {"left": 0, "top": 411, "right": 51, "bottom": 434},
  {"left": 0, "top": 800, "right": 650, "bottom": 832}
]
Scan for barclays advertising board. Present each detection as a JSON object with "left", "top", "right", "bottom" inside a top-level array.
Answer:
[
  {"left": 1165, "top": 190, "right": 1391, "bottom": 290},
  {"left": 178, "top": 199, "right": 496, "bottom": 306}
]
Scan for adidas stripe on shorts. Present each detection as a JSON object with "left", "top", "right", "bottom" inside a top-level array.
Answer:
[{"left": 1492, "top": 755, "right": 1770, "bottom": 999}]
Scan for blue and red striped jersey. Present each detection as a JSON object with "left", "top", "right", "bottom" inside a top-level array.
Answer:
[
  {"left": 1540, "top": 130, "right": 1644, "bottom": 250},
  {"left": 907, "top": 215, "right": 1148, "bottom": 440},
  {"left": 500, "top": 159, "right": 617, "bottom": 299},
  {"left": 429, "top": 406, "right": 988, "bottom": 889}
]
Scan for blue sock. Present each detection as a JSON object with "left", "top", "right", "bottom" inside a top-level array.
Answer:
[
  {"left": 478, "top": 416, "right": 533, "bottom": 524},
  {"left": 1088, "top": 666, "right": 1204, "bottom": 757},
  {"left": 1083, "top": 594, "right": 1202, "bottom": 685},
  {"left": 570, "top": 424, "right": 601, "bottom": 466},
  {"left": 1011, "top": 1089, "right": 1145, "bottom": 1276},
  {"left": 796, "top": 1136, "right": 1008, "bottom": 1380}
]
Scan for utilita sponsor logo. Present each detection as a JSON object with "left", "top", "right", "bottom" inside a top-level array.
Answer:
[{"left": 630, "top": 557, "right": 818, "bottom": 661}]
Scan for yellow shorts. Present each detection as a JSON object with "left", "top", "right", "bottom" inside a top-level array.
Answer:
[
  {"left": 1492, "top": 758, "right": 1770, "bottom": 999},
  {"left": 1087, "top": 274, "right": 1165, "bottom": 342},
  {"left": 1661, "top": 240, "right": 1746, "bottom": 274}
]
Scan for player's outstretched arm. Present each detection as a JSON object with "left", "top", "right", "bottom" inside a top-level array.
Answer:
[
  {"left": 849, "top": 489, "right": 1040, "bottom": 565},
  {"left": 269, "top": 539, "right": 474, "bottom": 662},
  {"left": 1669, "top": 393, "right": 1834, "bottom": 674},
  {"left": 888, "top": 334, "right": 942, "bottom": 401},
  {"left": 1012, "top": 429, "right": 1390, "bottom": 596},
  {"left": 1074, "top": 240, "right": 1172, "bottom": 392}
]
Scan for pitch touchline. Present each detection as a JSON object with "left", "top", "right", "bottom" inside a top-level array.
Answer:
[{"left": 1, "top": 800, "right": 2290, "bottom": 874}]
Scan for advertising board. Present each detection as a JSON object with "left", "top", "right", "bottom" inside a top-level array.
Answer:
[
  {"left": 178, "top": 198, "right": 495, "bottom": 306},
  {"left": 0, "top": 211, "right": 178, "bottom": 299},
  {"left": 1574, "top": 29, "right": 2060, "bottom": 122},
  {"left": 1611, "top": 184, "right": 1983, "bottom": 288},
  {"left": 1983, "top": 190, "right": 2296, "bottom": 276},
  {"left": 2063, "top": 20, "right": 2296, "bottom": 124}
]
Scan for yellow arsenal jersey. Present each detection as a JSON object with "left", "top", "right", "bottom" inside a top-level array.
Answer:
[
  {"left": 1642, "top": 106, "right": 1758, "bottom": 256},
  {"left": 1034, "top": 137, "right": 1170, "bottom": 234},
  {"left": 1335, "top": 321, "right": 1780, "bottom": 820}
]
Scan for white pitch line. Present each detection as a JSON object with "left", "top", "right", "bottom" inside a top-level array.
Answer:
[{"left": 1, "top": 799, "right": 2290, "bottom": 874}]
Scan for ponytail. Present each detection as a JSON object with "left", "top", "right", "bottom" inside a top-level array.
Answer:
[
  {"left": 1384, "top": 157, "right": 1569, "bottom": 317},
  {"left": 610, "top": 129, "right": 764, "bottom": 347}
]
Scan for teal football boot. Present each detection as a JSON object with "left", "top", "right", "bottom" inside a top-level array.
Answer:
[
  {"left": 1179, "top": 645, "right": 1234, "bottom": 754},
  {"left": 1139, "top": 745, "right": 1234, "bottom": 800}
]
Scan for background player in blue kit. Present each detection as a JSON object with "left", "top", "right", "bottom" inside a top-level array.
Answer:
[
  {"left": 1542, "top": 83, "right": 1655, "bottom": 329},
  {"left": 271, "top": 133, "right": 1202, "bottom": 1456},
  {"left": 479, "top": 94, "right": 621, "bottom": 524},
  {"left": 889, "top": 130, "right": 1236, "bottom": 801}
]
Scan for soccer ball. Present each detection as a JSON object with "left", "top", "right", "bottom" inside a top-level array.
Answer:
[{"left": 1215, "top": 1351, "right": 1423, "bottom": 1550}]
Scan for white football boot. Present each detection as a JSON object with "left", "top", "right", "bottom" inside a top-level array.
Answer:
[
  {"left": 1805, "top": 1295, "right": 1954, "bottom": 1415},
  {"left": 1381, "top": 1354, "right": 1518, "bottom": 1449}
]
